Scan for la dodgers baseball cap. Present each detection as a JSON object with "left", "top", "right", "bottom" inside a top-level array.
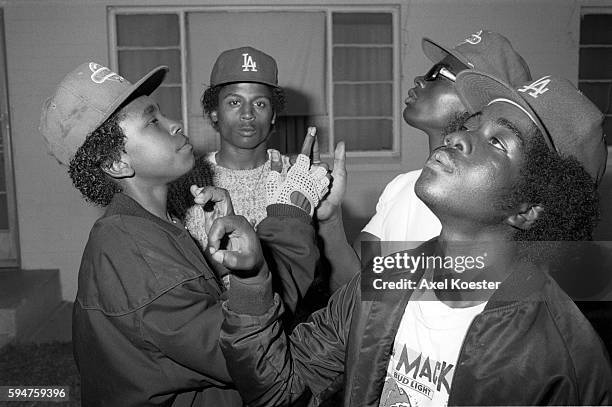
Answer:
[
  {"left": 40, "top": 62, "right": 168, "bottom": 166},
  {"left": 456, "top": 71, "right": 607, "bottom": 184},
  {"left": 422, "top": 30, "right": 531, "bottom": 86},
  {"left": 210, "top": 46, "right": 278, "bottom": 88}
]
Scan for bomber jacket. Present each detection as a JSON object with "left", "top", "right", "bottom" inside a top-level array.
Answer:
[
  {"left": 73, "top": 193, "right": 316, "bottom": 406},
  {"left": 221, "top": 239, "right": 612, "bottom": 406}
]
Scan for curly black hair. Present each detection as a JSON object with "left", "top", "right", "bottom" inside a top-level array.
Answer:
[
  {"left": 68, "top": 112, "right": 126, "bottom": 206},
  {"left": 200, "top": 83, "right": 286, "bottom": 129},
  {"left": 167, "top": 155, "right": 215, "bottom": 219},
  {"left": 501, "top": 127, "right": 599, "bottom": 242}
]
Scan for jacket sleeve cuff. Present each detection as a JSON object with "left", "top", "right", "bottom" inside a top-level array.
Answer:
[
  {"left": 227, "top": 267, "right": 274, "bottom": 315},
  {"left": 266, "top": 203, "right": 311, "bottom": 223}
]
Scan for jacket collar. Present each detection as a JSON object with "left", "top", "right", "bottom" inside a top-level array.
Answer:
[
  {"left": 105, "top": 193, "right": 184, "bottom": 237},
  {"left": 348, "top": 240, "right": 434, "bottom": 406}
]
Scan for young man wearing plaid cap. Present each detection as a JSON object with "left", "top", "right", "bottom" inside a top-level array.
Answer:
[
  {"left": 320, "top": 30, "right": 532, "bottom": 290},
  {"left": 39, "top": 62, "right": 330, "bottom": 406},
  {"left": 218, "top": 72, "right": 612, "bottom": 406}
]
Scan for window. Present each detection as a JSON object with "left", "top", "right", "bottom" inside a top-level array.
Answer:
[
  {"left": 109, "top": 6, "right": 400, "bottom": 158},
  {"left": 333, "top": 13, "right": 395, "bottom": 153},
  {"left": 579, "top": 10, "right": 612, "bottom": 147}
]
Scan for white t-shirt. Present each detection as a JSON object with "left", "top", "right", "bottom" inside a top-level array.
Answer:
[
  {"left": 379, "top": 283, "right": 486, "bottom": 407},
  {"left": 362, "top": 169, "right": 441, "bottom": 245}
]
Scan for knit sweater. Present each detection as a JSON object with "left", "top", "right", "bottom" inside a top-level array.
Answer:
[
  {"left": 205, "top": 151, "right": 288, "bottom": 227},
  {"left": 167, "top": 151, "right": 288, "bottom": 228}
]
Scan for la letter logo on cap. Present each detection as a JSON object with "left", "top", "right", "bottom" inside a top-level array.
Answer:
[
  {"left": 518, "top": 75, "right": 551, "bottom": 98},
  {"left": 89, "top": 63, "right": 125, "bottom": 84},
  {"left": 462, "top": 30, "right": 483, "bottom": 45},
  {"left": 242, "top": 53, "right": 258, "bottom": 72}
]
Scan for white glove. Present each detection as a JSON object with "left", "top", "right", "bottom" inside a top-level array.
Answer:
[{"left": 265, "top": 154, "right": 330, "bottom": 216}]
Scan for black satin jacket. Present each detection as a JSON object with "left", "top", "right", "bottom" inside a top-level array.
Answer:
[
  {"left": 222, "top": 240, "right": 612, "bottom": 406},
  {"left": 73, "top": 194, "right": 316, "bottom": 406}
]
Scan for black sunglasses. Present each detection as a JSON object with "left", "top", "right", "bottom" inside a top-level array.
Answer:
[{"left": 424, "top": 63, "right": 457, "bottom": 82}]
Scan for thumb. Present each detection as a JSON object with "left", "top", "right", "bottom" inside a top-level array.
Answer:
[
  {"left": 269, "top": 149, "right": 282, "bottom": 173},
  {"left": 332, "top": 141, "right": 346, "bottom": 177},
  {"left": 209, "top": 248, "right": 239, "bottom": 269},
  {"left": 207, "top": 217, "right": 236, "bottom": 251},
  {"left": 190, "top": 184, "right": 205, "bottom": 198}
]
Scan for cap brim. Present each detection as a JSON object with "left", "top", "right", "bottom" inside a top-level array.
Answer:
[
  {"left": 422, "top": 37, "right": 472, "bottom": 69},
  {"left": 211, "top": 78, "right": 279, "bottom": 88},
  {"left": 103, "top": 65, "right": 168, "bottom": 125},
  {"left": 455, "top": 70, "right": 555, "bottom": 151}
]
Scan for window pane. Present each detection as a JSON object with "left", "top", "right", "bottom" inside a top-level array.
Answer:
[
  {"left": 333, "top": 13, "right": 392, "bottom": 44},
  {"left": 579, "top": 82, "right": 612, "bottom": 114},
  {"left": 333, "top": 47, "right": 392, "bottom": 81},
  {"left": 579, "top": 48, "right": 612, "bottom": 80},
  {"left": 118, "top": 50, "right": 181, "bottom": 83},
  {"left": 334, "top": 84, "right": 392, "bottom": 117},
  {"left": 334, "top": 119, "right": 392, "bottom": 151},
  {"left": 117, "top": 14, "right": 180, "bottom": 47},
  {"left": 150, "top": 86, "right": 182, "bottom": 121},
  {"left": 581, "top": 14, "right": 612, "bottom": 44}
]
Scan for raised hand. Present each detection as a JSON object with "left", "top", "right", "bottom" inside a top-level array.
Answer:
[
  {"left": 184, "top": 186, "right": 235, "bottom": 247},
  {"left": 315, "top": 141, "right": 346, "bottom": 223},
  {"left": 265, "top": 127, "right": 329, "bottom": 216},
  {"left": 206, "top": 215, "right": 263, "bottom": 274}
]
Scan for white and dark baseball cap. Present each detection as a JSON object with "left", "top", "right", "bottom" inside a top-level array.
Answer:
[
  {"left": 210, "top": 46, "right": 278, "bottom": 88},
  {"left": 456, "top": 70, "right": 607, "bottom": 185},
  {"left": 40, "top": 62, "right": 167, "bottom": 166},
  {"left": 422, "top": 29, "right": 532, "bottom": 87}
]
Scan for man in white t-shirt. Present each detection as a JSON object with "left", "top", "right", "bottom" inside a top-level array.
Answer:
[
  {"left": 318, "top": 30, "right": 531, "bottom": 290},
  {"left": 219, "top": 72, "right": 611, "bottom": 406}
]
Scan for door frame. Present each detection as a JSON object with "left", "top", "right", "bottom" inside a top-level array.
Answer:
[{"left": 0, "top": 8, "right": 20, "bottom": 268}]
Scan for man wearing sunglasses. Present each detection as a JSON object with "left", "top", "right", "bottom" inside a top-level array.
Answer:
[{"left": 319, "top": 30, "right": 532, "bottom": 290}]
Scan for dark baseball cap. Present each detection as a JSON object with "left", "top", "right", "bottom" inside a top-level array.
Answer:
[
  {"left": 40, "top": 62, "right": 167, "bottom": 166},
  {"left": 422, "top": 30, "right": 532, "bottom": 86},
  {"left": 456, "top": 70, "right": 607, "bottom": 184},
  {"left": 210, "top": 46, "right": 278, "bottom": 88}
]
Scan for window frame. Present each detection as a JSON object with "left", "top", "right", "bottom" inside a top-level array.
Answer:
[
  {"left": 579, "top": 6, "right": 612, "bottom": 159},
  {"left": 108, "top": 4, "right": 401, "bottom": 159}
]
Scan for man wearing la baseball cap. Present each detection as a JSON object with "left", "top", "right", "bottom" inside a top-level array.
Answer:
[
  {"left": 321, "top": 30, "right": 533, "bottom": 291},
  {"left": 168, "top": 46, "right": 292, "bottom": 230},
  {"left": 455, "top": 71, "right": 607, "bottom": 184},
  {"left": 39, "top": 61, "right": 325, "bottom": 406},
  {"left": 167, "top": 46, "right": 317, "bottom": 323},
  {"left": 218, "top": 71, "right": 612, "bottom": 406}
]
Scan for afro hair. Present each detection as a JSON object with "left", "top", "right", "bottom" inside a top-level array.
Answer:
[{"left": 68, "top": 112, "right": 126, "bottom": 206}]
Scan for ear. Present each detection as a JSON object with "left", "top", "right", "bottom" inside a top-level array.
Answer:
[
  {"left": 271, "top": 112, "right": 276, "bottom": 125},
  {"left": 210, "top": 111, "right": 218, "bottom": 123},
  {"left": 505, "top": 203, "right": 544, "bottom": 230},
  {"left": 102, "top": 153, "right": 134, "bottom": 179}
]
